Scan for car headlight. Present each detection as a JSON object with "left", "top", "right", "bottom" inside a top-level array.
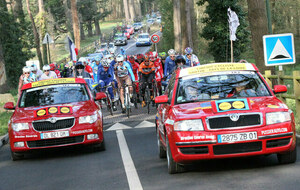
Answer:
[
  {"left": 266, "top": 112, "right": 291, "bottom": 125},
  {"left": 174, "top": 119, "right": 204, "bottom": 131},
  {"left": 12, "top": 123, "right": 29, "bottom": 132},
  {"left": 79, "top": 113, "right": 98, "bottom": 124}
]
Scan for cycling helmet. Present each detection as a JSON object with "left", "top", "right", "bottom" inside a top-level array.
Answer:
[
  {"left": 159, "top": 52, "right": 167, "bottom": 60},
  {"left": 149, "top": 52, "right": 156, "bottom": 61},
  {"left": 102, "top": 60, "right": 110, "bottom": 68},
  {"left": 168, "top": 49, "right": 176, "bottom": 56},
  {"left": 95, "top": 56, "right": 101, "bottom": 62},
  {"left": 144, "top": 55, "right": 150, "bottom": 62},
  {"left": 49, "top": 63, "right": 56, "bottom": 71},
  {"left": 175, "top": 55, "right": 186, "bottom": 64},
  {"left": 184, "top": 47, "right": 193, "bottom": 54},
  {"left": 137, "top": 54, "right": 144, "bottom": 60},
  {"left": 145, "top": 52, "right": 151, "bottom": 57},
  {"left": 23, "top": 66, "right": 31, "bottom": 73},
  {"left": 128, "top": 56, "right": 135, "bottom": 63},
  {"left": 43, "top": 65, "right": 51, "bottom": 71},
  {"left": 116, "top": 54, "right": 124, "bottom": 62},
  {"left": 152, "top": 51, "right": 158, "bottom": 58},
  {"left": 75, "top": 61, "right": 84, "bottom": 69}
]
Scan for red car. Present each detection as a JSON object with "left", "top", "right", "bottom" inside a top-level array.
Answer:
[
  {"left": 4, "top": 78, "right": 107, "bottom": 160},
  {"left": 126, "top": 25, "right": 134, "bottom": 35},
  {"left": 124, "top": 30, "right": 130, "bottom": 40},
  {"left": 155, "top": 63, "right": 297, "bottom": 174}
]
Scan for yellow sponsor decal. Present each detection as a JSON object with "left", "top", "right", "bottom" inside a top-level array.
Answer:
[
  {"left": 219, "top": 102, "right": 232, "bottom": 110},
  {"left": 267, "top": 105, "right": 280, "bottom": 108},
  {"left": 187, "top": 63, "right": 247, "bottom": 75},
  {"left": 48, "top": 107, "right": 58, "bottom": 114},
  {"left": 32, "top": 78, "right": 76, "bottom": 87},
  {"left": 37, "top": 109, "right": 46, "bottom": 116},
  {"left": 232, "top": 101, "right": 245, "bottom": 109},
  {"left": 61, "top": 107, "right": 70, "bottom": 113}
]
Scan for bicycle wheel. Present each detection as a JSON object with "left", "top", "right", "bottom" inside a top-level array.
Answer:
[
  {"left": 126, "top": 92, "right": 130, "bottom": 118},
  {"left": 145, "top": 87, "right": 150, "bottom": 114}
]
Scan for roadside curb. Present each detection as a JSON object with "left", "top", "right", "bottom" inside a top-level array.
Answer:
[{"left": 0, "top": 133, "right": 9, "bottom": 148}]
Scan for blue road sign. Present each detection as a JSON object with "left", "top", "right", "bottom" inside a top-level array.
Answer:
[{"left": 263, "top": 33, "right": 295, "bottom": 66}]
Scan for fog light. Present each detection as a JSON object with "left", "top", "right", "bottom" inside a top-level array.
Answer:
[
  {"left": 87, "top": 134, "right": 99, "bottom": 140},
  {"left": 14, "top": 142, "right": 25, "bottom": 147}
]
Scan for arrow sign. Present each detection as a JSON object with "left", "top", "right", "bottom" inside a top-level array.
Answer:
[
  {"left": 263, "top": 33, "right": 295, "bottom": 66},
  {"left": 42, "top": 33, "right": 54, "bottom": 44},
  {"left": 151, "top": 34, "right": 160, "bottom": 43}
]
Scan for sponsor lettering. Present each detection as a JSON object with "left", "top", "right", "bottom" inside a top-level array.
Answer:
[
  {"left": 72, "top": 129, "right": 93, "bottom": 134},
  {"left": 261, "top": 128, "right": 288, "bottom": 135},
  {"left": 180, "top": 135, "right": 215, "bottom": 141}
]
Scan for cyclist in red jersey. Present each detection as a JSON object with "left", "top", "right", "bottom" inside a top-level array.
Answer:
[
  {"left": 128, "top": 56, "right": 141, "bottom": 102},
  {"left": 150, "top": 52, "right": 163, "bottom": 95},
  {"left": 49, "top": 63, "right": 61, "bottom": 78},
  {"left": 136, "top": 54, "right": 144, "bottom": 64}
]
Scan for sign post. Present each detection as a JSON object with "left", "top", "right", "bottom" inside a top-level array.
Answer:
[
  {"left": 151, "top": 34, "right": 160, "bottom": 52},
  {"left": 43, "top": 33, "right": 54, "bottom": 64}
]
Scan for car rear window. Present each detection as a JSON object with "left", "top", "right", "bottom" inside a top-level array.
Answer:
[
  {"left": 176, "top": 71, "right": 271, "bottom": 104},
  {"left": 139, "top": 35, "right": 149, "bottom": 38},
  {"left": 19, "top": 84, "right": 90, "bottom": 108}
]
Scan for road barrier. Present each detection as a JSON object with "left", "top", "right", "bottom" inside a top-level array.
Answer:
[{"left": 263, "top": 70, "right": 300, "bottom": 119}]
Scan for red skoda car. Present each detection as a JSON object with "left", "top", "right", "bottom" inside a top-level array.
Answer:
[
  {"left": 4, "top": 78, "right": 106, "bottom": 160},
  {"left": 155, "top": 63, "right": 297, "bottom": 173}
]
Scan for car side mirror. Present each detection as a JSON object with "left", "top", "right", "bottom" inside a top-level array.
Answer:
[
  {"left": 155, "top": 95, "right": 169, "bottom": 104},
  {"left": 4, "top": 102, "right": 15, "bottom": 110},
  {"left": 95, "top": 92, "right": 107, "bottom": 101},
  {"left": 273, "top": 85, "right": 287, "bottom": 94}
]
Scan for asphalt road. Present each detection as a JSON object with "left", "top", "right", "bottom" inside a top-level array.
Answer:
[{"left": 1, "top": 36, "right": 300, "bottom": 190}]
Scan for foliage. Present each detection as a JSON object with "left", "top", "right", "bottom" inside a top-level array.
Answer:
[
  {"left": 197, "top": 0, "right": 250, "bottom": 62},
  {"left": 0, "top": 3, "right": 33, "bottom": 87},
  {"left": 155, "top": 0, "right": 174, "bottom": 52},
  {"left": 0, "top": 111, "right": 11, "bottom": 136},
  {"left": 45, "top": 0, "right": 67, "bottom": 34}
]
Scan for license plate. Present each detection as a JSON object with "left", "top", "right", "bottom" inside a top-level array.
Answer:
[
  {"left": 218, "top": 132, "right": 257, "bottom": 143},
  {"left": 41, "top": 131, "right": 69, "bottom": 139}
]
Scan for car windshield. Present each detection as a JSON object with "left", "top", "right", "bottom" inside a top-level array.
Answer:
[
  {"left": 109, "top": 43, "right": 114, "bottom": 48},
  {"left": 139, "top": 35, "right": 149, "bottom": 39},
  {"left": 176, "top": 71, "right": 271, "bottom": 104},
  {"left": 115, "top": 33, "right": 123, "bottom": 38},
  {"left": 19, "top": 84, "right": 90, "bottom": 108},
  {"left": 100, "top": 44, "right": 107, "bottom": 49}
]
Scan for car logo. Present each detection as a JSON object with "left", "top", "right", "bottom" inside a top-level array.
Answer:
[
  {"left": 48, "top": 117, "right": 57, "bottom": 123},
  {"left": 229, "top": 114, "right": 240, "bottom": 122}
]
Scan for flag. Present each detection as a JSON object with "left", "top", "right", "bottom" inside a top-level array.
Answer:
[
  {"left": 228, "top": 7, "right": 240, "bottom": 41},
  {"left": 68, "top": 37, "right": 77, "bottom": 61}
]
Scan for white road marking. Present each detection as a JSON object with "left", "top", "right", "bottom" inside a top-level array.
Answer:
[
  {"left": 116, "top": 130, "right": 143, "bottom": 190},
  {"left": 106, "top": 123, "right": 131, "bottom": 131},
  {"left": 135, "top": 121, "right": 155, "bottom": 128}
]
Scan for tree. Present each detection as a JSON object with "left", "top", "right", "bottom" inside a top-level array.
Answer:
[
  {"left": 71, "top": 0, "right": 80, "bottom": 50},
  {"left": 198, "top": 0, "right": 250, "bottom": 62},
  {"left": 247, "top": 0, "right": 272, "bottom": 73},
  {"left": 123, "top": 0, "right": 130, "bottom": 22},
  {"left": 38, "top": 0, "right": 48, "bottom": 65}
]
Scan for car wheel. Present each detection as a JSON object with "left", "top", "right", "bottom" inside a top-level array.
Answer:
[
  {"left": 11, "top": 150, "right": 24, "bottom": 161},
  {"left": 166, "top": 137, "right": 185, "bottom": 174},
  {"left": 93, "top": 138, "right": 106, "bottom": 152},
  {"left": 157, "top": 128, "right": 166, "bottom": 159},
  {"left": 277, "top": 145, "right": 297, "bottom": 164}
]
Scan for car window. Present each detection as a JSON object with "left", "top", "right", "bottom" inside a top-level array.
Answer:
[
  {"left": 19, "top": 84, "right": 90, "bottom": 108},
  {"left": 109, "top": 44, "right": 114, "bottom": 48},
  {"left": 138, "top": 35, "right": 149, "bottom": 39},
  {"left": 166, "top": 73, "right": 177, "bottom": 100},
  {"left": 175, "top": 71, "right": 271, "bottom": 104}
]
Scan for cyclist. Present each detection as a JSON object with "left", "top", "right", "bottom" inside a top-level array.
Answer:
[
  {"left": 90, "top": 56, "right": 101, "bottom": 83},
  {"left": 128, "top": 55, "right": 141, "bottom": 102},
  {"left": 138, "top": 55, "right": 155, "bottom": 107},
  {"left": 40, "top": 65, "right": 58, "bottom": 80},
  {"left": 164, "top": 49, "right": 176, "bottom": 77},
  {"left": 73, "top": 62, "right": 91, "bottom": 78},
  {"left": 184, "top": 47, "right": 200, "bottom": 67},
  {"left": 136, "top": 54, "right": 144, "bottom": 65},
  {"left": 50, "top": 63, "right": 61, "bottom": 78},
  {"left": 150, "top": 52, "right": 163, "bottom": 95},
  {"left": 120, "top": 47, "right": 126, "bottom": 56},
  {"left": 158, "top": 52, "right": 167, "bottom": 70},
  {"left": 114, "top": 54, "right": 136, "bottom": 113},
  {"left": 98, "top": 59, "right": 117, "bottom": 111},
  {"left": 63, "top": 61, "right": 74, "bottom": 78},
  {"left": 82, "top": 58, "right": 94, "bottom": 80},
  {"left": 175, "top": 55, "right": 187, "bottom": 70}
]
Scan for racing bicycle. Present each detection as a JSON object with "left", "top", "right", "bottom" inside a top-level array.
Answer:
[{"left": 102, "top": 84, "right": 114, "bottom": 116}]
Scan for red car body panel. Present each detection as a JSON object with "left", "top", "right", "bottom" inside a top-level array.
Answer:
[
  {"left": 156, "top": 63, "right": 296, "bottom": 164},
  {"left": 9, "top": 78, "right": 104, "bottom": 153}
]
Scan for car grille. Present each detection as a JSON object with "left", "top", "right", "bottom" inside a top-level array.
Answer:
[
  {"left": 207, "top": 113, "right": 261, "bottom": 130},
  {"left": 27, "top": 136, "right": 84, "bottom": 148},
  {"left": 32, "top": 118, "right": 75, "bottom": 131},
  {"left": 213, "top": 141, "right": 262, "bottom": 155}
]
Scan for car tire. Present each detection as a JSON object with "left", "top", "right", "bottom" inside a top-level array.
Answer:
[
  {"left": 11, "top": 150, "right": 24, "bottom": 161},
  {"left": 93, "top": 138, "right": 106, "bottom": 152},
  {"left": 277, "top": 145, "right": 297, "bottom": 164},
  {"left": 157, "top": 128, "right": 166, "bottom": 159},
  {"left": 166, "top": 137, "right": 185, "bottom": 174}
]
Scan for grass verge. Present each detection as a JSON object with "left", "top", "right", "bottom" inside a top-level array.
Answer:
[
  {"left": 0, "top": 111, "right": 11, "bottom": 136},
  {"left": 285, "top": 99, "right": 300, "bottom": 134}
]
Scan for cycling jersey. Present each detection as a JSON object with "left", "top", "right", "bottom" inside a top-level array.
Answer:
[
  {"left": 90, "top": 61, "right": 101, "bottom": 83},
  {"left": 164, "top": 56, "right": 176, "bottom": 76},
  {"left": 184, "top": 54, "right": 200, "bottom": 67},
  {"left": 139, "top": 62, "right": 155, "bottom": 75},
  {"left": 153, "top": 59, "right": 163, "bottom": 82},
  {"left": 115, "top": 61, "right": 135, "bottom": 81},
  {"left": 97, "top": 65, "right": 114, "bottom": 83}
]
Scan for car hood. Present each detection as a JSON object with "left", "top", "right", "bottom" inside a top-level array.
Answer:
[
  {"left": 12, "top": 101, "right": 98, "bottom": 122},
  {"left": 172, "top": 97, "right": 288, "bottom": 120},
  {"left": 115, "top": 37, "right": 125, "bottom": 40}
]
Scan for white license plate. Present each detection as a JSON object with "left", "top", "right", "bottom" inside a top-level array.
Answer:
[
  {"left": 218, "top": 132, "right": 257, "bottom": 143},
  {"left": 41, "top": 131, "right": 70, "bottom": 139}
]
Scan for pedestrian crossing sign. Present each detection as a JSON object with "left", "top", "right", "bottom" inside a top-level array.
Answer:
[{"left": 263, "top": 33, "right": 295, "bottom": 66}]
